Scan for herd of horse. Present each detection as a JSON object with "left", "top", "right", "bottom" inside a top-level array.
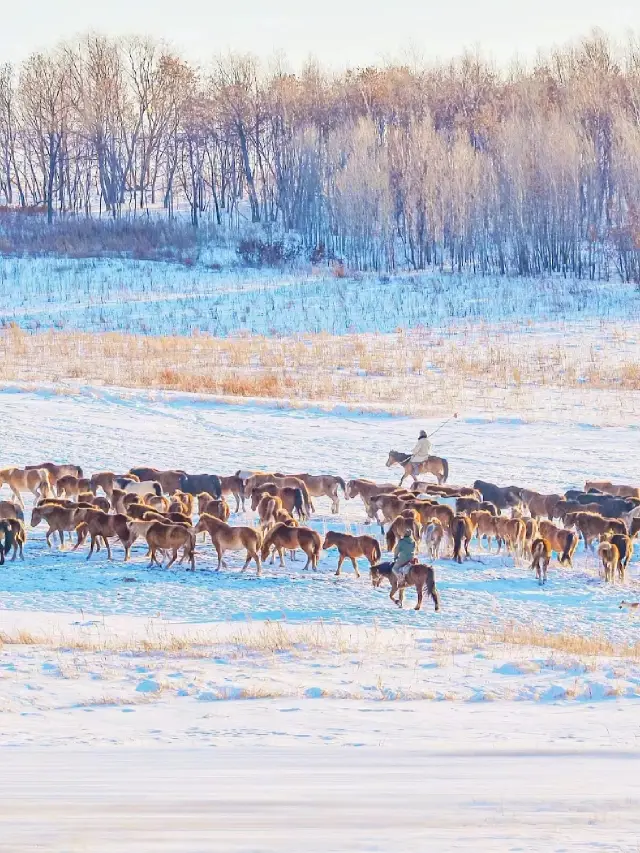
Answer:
[{"left": 0, "top": 457, "right": 637, "bottom": 614}]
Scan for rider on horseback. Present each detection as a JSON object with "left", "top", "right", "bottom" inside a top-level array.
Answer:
[
  {"left": 392, "top": 528, "right": 417, "bottom": 583},
  {"left": 408, "top": 430, "right": 432, "bottom": 480}
]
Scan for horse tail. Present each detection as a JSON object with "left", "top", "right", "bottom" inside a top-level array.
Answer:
[
  {"left": 372, "top": 540, "right": 381, "bottom": 563},
  {"left": 560, "top": 532, "right": 576, "bottom": 566},
  {"left": 452, "top": 520, "right": 463, "bottom": 563},
  {"left": 385, "top": 528, "right": 396, "bottom": 552},
  {"left": 441, "top": 458, "right": 449, "bottom": 484},
  {"left": 336, "top": 477, "right": 347, "bottom": 493},
  {"left": 429, "top": 575, "right": 441, "bottom": 611},
  {"left": 293, "top": 488, "right": 304, "bottom": 519}
]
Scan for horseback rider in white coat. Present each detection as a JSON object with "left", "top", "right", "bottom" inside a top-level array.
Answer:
[{"left": 408, "top": 430, "right": 431, "bottom": 479}]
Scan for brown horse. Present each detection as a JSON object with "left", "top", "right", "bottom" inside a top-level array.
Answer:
[
  {"left": 194, "top": 514, "right": 262, "bottom": 573},
  {"left": 530, "top": 538, "right": 551, "bottom": 585},
  {"left": 385, "top": 450, "right": 449, "bottom": 486},
  {"left": 520, "top": 489, "right": 562, "bottom": 520},
  {"left": 564, "top": 511, "right": 627, "bottom": 551},
  {"left": 262, "top": 523, "right": 322, "bottom": 570},
  {"left": 538, "top": 521, "right": 579, "bottom": 567},
  {"left": 598, "top": 541, "right": 620, "bottom": 583},
  {"left": 145, "top": 521, "right": 196, "bottom": 570},
  {"left": 129, "top": 468, "right": 186, "bottom": 495},
  {"left": 0, "top": 500, "right": 24, "bottom": 521},
  {"left": 452, "top": 515, "right": 474, "bottom": 563},
  {"left": 370, "top": 562, "right": 440, "bottom": 611},
  {"left": 385, "top": 511, "right": 422, "bottom": 552},
  {"left": 26, "top": 462, "right": 83, "bottom": 486},
  {"left": 345, "top": 479, "right": 399, "bottom": 506},
  {"left": 79, "top": 509, "right": 134, "bottom": 561},
  {"left": 2, "top": 517, "right": 25, "bottom": 561},
  {"left": 31, "top": 504, "right": 88, "bottom": 549},
  {"left": 285, "top": 474, "right": 346, "bottom": 514},
  {"left": 0, "top": 467, "right": 52, "bottom": 506},
  {"left": 244, "top": 474, "right": 313, "bottom": 517},
  {"left": 219, "top": 475, "right": 246, "bottom": 512},
  {"left": 495, "top": 517, "right": 526, "bottom": 558},
  {"left": 322, "top": 530, "right": 381, "bottom": 576},
  {"left": 56, "top": 475, "right": 91, "bottom": 500},
  {"left": 585, "top": 481, "right": 640, "bottom": 499},
  {"left": 250, "top": 484, "right": 306, "bottom": 519},
  {"left": 90, "top": 471, "right": 140, "bottom": 498},
  {"left": 254, "top": 494, "right": 283, "bottom": 529}
]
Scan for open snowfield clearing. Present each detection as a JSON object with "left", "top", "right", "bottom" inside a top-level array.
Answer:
[
  {"left": 2, "top": 387, "right": 640, "bottom": 849},
  {"left": 2, "top": 256, "right": 638, "bottom": 336},
  {"left": 2, "top": 256, "right": 640, "bottom": 423}
]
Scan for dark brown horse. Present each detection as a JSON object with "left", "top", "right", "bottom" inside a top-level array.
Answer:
[{"left": 370, "top": 562, "right": 440, "bottom": 611}]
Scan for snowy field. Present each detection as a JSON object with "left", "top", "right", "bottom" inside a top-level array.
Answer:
[
  {"left": 1, "top": 388, "right": 639, "bottom": 711},
  {"left": 0, "top": 255, "right": 638, "bottom": 336},
  {"left": 1, "top": 275, "right": 640, "bottom": 848}
]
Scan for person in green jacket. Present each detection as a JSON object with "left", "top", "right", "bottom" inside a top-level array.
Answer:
[{"left": 392, "top": 529, "right": 417, "bottom": 582}]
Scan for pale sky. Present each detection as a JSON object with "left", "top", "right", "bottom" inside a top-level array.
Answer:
[{"left": 2, "top": 0, "right": 638, "bottom": 69}]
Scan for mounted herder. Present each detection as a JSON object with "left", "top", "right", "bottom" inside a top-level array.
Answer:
[
  {"left": 391, "top": 527, "right": 417, "bottom": 582},
  {"left": 408, "top": 430, "right": 432, "bottom": 480},
  {"left": 386, "top": 430, "right": 449, "bottom": 486}
]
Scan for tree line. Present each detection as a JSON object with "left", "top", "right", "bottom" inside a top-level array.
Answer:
[{"left": 1, "top": 31, "right": 640, "bottom": 279}]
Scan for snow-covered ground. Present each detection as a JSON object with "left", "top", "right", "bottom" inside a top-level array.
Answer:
[
  {"left": 5, "top": 741, "right": 640, "bottom": 852},
  {"left": 1, "top": 255, "right": 638, "bottom": 336},
  {"left": 2, "top": 372, "right": 640, "bottom": 847},
  {"left": 0, "top": 387, "right": 638, "bottom": 652}
]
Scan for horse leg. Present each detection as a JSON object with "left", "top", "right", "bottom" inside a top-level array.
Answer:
[
  {"left": 331, "top": 489, "right": 339, "bottom": 514},
  {"left": 415, "top": 582, "right": 424, "bottom": 611},
  {"left": 166, "top": 548, "right": 178, "bottom": 569},
  {"left": 252, "top": 550, "right": 262, "bottom": 575},
  {"left": 303, "top": 549, "right": 311, "bottom": 570},
  {"left": 104, "top": 536, "right": 113, "bottom": 561},
  {"left": 335, "top": 554, "right": 344, "bottom": 576},
  {"left": 398, "top": 470, "right": 406, "bottom": 487},
  {"left": 215, "top": 544, "right": 223, "bottom": 571},
  {"left": 12, "top": 487, "right": 24, "bottom": 508},
  {"left": 351, "top": 556, "right": 360, "bottom": 578}
]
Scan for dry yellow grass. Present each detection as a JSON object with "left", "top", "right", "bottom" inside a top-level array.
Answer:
[
  {"left": 0, "top": 620, "right": 398, "bottom": 657},
  {"left": 480, "top": 623, "right": 640, "bottom": 659},
  {"left": 1, "top": 322, "right": 640, "bottom": 421}
]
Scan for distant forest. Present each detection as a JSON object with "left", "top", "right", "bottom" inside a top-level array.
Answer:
[{"left": 2, "top": 31, "right": 640, "bottom": 279}]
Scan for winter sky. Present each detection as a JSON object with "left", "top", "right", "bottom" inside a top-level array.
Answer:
[{"left": 1, "top": 0, "right": 638, "bottom": 68}]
